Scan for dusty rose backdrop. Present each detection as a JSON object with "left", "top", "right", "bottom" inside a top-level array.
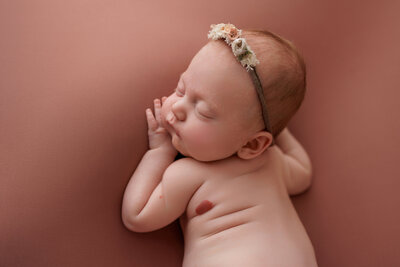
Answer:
[{"left": 1, "top": 0, "right": 399, "bottom": 266}]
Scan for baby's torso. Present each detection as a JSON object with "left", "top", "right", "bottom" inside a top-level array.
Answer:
[{"left": 179, "top": 147, "right": 318, "bottom": 267}]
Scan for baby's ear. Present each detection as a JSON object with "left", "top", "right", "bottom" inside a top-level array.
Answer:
[{"left": 237, "top": 131, "right": 273, "bottom": 160}]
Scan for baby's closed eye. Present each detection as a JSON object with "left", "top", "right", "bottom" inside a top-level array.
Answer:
[{"left": 196, "top": 106, "right": 213, "bottom": 119}]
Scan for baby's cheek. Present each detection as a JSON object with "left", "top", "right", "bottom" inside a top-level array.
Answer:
[{"left": 187, "top": 125, "right": 214, "bottom": 146}]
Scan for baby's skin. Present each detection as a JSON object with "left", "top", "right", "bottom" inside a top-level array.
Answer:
[{"left": 122, "top": 40, "right": 318, "bottom": 266}]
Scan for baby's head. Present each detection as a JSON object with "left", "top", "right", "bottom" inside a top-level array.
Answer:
[{"left": 161, "top": 26, "right": 306, "bottom": 162}]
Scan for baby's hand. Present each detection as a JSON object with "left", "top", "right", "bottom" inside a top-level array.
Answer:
[{"left": 146, "top": 98, "right": 177, "bottom": 155}]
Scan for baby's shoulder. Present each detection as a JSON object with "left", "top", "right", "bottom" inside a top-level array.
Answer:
[
  {"left": 171, "top": 156, "right": 202, "bottom": 168},
  {"left": 168, "top": 156, "right": 209, "bottom": 180}
]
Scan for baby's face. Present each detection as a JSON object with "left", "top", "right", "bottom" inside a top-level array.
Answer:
[{"left": 161, "top": 41, "right": 263, "bottom": 162}]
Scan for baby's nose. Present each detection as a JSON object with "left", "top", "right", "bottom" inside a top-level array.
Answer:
[{"left": 171, "top": 103, "right": 186, "bottom": 121}]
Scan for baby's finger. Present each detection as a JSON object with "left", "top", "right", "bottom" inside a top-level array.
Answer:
[
  {"left": 146, "top": 108, "right": 158, "bottom": 132},
  {"left": 154, "top": 98, "right": 162, "bottom": 125},
  {"left": 161, "top": 96, "right": 167, "bottom": 105}
]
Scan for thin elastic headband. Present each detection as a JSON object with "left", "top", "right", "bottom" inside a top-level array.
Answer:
[{"left": 207, "top": 23, "right": 275, "bottom": 146}]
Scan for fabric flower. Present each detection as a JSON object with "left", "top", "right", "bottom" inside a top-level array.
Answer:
[
  {"left": 222, "top": 24, "right": 241, "bottom": 43},
  {"left": 232, "top": 38, "right": 260, "bottom": 71},
  {"left": 207, "top": 23, "right": 242, "bottom": 44},
  {"left": 231, "top": 38, "right": 248, "bottom": 56},
  {"left": 207, "top": 23, "right": 227, "bottom": 40},
  {"left": 207, "top": 23, "right": 259, "bottom": 71}
]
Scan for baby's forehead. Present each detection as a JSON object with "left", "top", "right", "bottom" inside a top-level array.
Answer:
[
  {"left": 190, "top": 45, "right": 253, "bottom": 90},
  {"left": 184, "top": 70, "right": 253, "bottom": 108}
]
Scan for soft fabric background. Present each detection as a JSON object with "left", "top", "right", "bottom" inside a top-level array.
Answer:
[{"left": 1, "top": 0, "right": 399, "bottom": 266}]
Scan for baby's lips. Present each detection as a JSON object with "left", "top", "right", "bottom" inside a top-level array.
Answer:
[{"left": 160, "top": 111, "right": 174, "bottom": 130}]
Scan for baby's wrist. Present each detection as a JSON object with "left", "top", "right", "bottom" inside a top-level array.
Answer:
[{"left": 150, "top": 145, "right": 177, "bottom": 158}]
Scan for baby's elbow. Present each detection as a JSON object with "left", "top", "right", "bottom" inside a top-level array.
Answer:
[
  {"left": 122, "top": 213, "right": 145, "bottom": 233},
  {"left": 122, "top": 219, "right": 145, "bottom": 233},
  {"left": 288, "top": 169, "right": 313, "bottom": 196},
  {"left": 301, "top": 173, "right": 313, "bottom": 194},
  {"left": 122, "top": 213, "right": 136, "bottom": 232},
  {"left": 122, "top": 212, "right": 159, "bottom": 233}
]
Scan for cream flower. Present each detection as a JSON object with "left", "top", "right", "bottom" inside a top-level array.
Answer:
[
  {"left": 231, "top": 38, "right": 247, "bottom": 56},
  {"left": 231, "top": 38, "right": 260, "bottom": 71},
  {"left": 207, "top": 23, "right": 259, "bottom": 71},
  {"left": 222, "top": 24, "right": 241, "bottom": 42},
  {"left": 207, "top": 23, "right": 242, "bottom": 44},
  {"left": 207, "top": 23, "right": 227, "bottom": 40}
]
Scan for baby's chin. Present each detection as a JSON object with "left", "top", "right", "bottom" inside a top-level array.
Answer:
[
  {"left": 170, "top": 132, "right": 187, "bottom": 155},
  {"left": 181, "top": 150, "right": 233, "bottom": 162}
]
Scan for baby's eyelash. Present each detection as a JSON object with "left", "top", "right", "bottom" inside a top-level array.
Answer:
[{"left": 197, "top": 110, "right": 210, "bottom": 119}]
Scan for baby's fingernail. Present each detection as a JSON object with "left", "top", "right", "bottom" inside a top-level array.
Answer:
[{"left": 166, "top": 112, "right": 175, "bottom": 123}]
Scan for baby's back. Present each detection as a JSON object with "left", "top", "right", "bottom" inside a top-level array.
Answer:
[{"left": 179, "top": 146, "right": 318, "bottom": 267}]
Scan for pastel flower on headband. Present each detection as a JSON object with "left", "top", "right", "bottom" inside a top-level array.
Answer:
[
  {"left": 231, "top": 38, "right": 260, "bottom": 71},
  {"left": 207, "top": 23, "right": 260, "bottom": 71},
  {"left": 208, "top": 23, "right": 242, "bottom": 44},
  {"left": 222, "top": 24, "right": 241, "bottom": 42}
]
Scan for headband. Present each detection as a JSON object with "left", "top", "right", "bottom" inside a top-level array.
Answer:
[{"left": 207, "top": 23, "right": 275, "bottom": 146}]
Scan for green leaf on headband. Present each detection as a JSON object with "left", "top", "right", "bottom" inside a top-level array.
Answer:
[{"left": 237, "top": 51, "right": 250, "bottom": 61}]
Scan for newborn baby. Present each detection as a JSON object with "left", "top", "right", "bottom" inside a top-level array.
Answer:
[{"left": 122, "top": 24, "right": 318, "bottom": 266}]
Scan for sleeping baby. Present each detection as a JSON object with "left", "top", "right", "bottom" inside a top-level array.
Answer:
[{"left": 122, "top": 23, "right": 318, "bottom": 266}]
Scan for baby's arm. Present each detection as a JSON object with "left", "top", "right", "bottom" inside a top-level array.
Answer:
[
  {"left": 122, "top": 154, "right": 202, "bottom": 233},
  {"left": 121, "top": 98, "right": 203, "bottom": 232},
  {"left": 275, "top": 127, "right": 313, "bottom": 196}
]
